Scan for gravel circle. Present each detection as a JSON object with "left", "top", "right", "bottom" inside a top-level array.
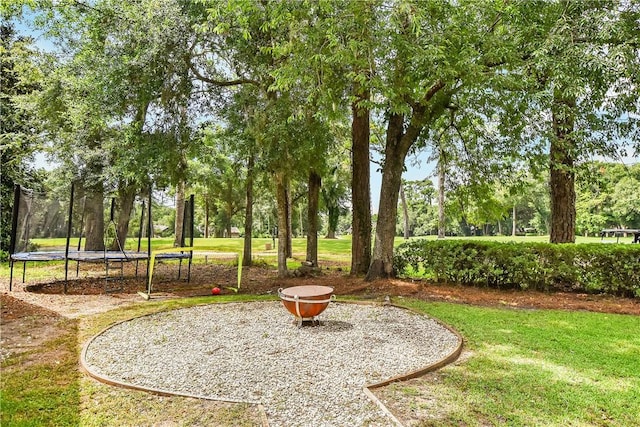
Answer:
[{"left": 83, "top": 301, "right": 461, "bottom": 427}]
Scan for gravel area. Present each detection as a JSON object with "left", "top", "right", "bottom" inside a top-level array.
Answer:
[{"left": 82, "top": 301, "right": 461, "bottom": 427}]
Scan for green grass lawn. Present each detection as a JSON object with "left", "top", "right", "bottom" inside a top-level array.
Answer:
[
  {"left": 395, "top": 299, "right": 640, "bottom": 426},
  {"left": 23, "top": 236, "right": 355, "bottom": 254},
  {"left": 2, "top": 295, "right": 638, "bottom": 426},
  {"left": 24, "top": 234, "right": 613, "bottom": 255}
]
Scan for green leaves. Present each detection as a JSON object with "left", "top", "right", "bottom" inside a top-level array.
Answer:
[{"left": 394, "top": 239, "right": 640, "bottom": 297}]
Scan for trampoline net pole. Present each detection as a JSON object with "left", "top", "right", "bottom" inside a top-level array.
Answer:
[
  {"left": 177, "top": 198, "right": 188, "bottom": 280},
  {"left": 9, "top": 185, "right": 20, "bottom": 256},
  {"left": 135, "top": 200, "right": 145, "bottom": 278},
  {"left": 8, "top": 185, "right": 21, "bottom": 291},
  {"left": 64, "top": 183, "right": 75, "bottom": 293},
  {"left": 76, "top": 195, "right": 86, "bottom": 277},
  {"left": 146, "top": 187, "right": 152, "bottom": 294},
  {"left": 9, "top": 260, "right": 14, "bottom": 292},
  {"left": 188, "top": 194, "right": 195, "bottom": 282}
]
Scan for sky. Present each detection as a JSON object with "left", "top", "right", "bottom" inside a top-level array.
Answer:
[{"left": 370, "top": 151, "right": 436, "bottom": 213}]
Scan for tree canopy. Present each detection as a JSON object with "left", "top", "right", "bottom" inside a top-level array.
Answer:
[{"left": 3, "top": 0, "right": 638, "bottom": 274}]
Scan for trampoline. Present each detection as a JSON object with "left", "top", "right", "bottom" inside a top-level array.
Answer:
[{"left": 8, "top": 184, "right": 196, "bottom": 293}]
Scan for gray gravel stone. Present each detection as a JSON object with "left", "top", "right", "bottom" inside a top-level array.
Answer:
[{"left": 83, "top": 301, "right": 460, "bottom": 427}]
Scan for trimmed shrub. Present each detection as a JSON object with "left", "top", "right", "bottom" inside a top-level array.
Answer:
[{"left": 394, "top": 239, "right": 640, "bottom": 298}]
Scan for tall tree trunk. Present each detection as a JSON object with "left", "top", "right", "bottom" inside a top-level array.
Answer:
[
  {"left": 275, "top": 171, "right": 289, "bottom": 277},
  {"left": 225, "top": 181, "right": 233, "bottom": 238},
  {"left": 365, "top": 80, "right": 447, "bottom": 281},
  {"left": 350, "top": 86, "right": 372, "bottom": 275},
  {"left": 366, "top": 114, "right": 409, "bottom": 280},
  {"left": 550, "top": 95, "right": 576, "bottom": 243},
  {"left": 174, "top": 180, "right": 185, "bottom": 247},
  {"left": 211, "top": 203, "right": 222, "bottom": 237},
  {"left": 512, "top": 205, "right": 517, "bottom": 237},
  {"left": 109, "top": 184, "right": 136, "bottom": 251},
  {"left": 299, "top": 207, "right": 303, "bottom": 237},
  {"left": 325, "top": 205, "right": 338, "bottom": 239},
  {"left": 285, "top": 181, "right": 293, "bottom": 258},
  {"left": 400, "top": 182, "right": 409, "bottom": 240},
  {"left": 243, "top": 155, "right": 254, "bottom": 267},
  {"left": 83, "top": 184, "right": 105, "bottom": 251},
  {"left": 459, "top": 210, "right": 471, "bottom": 236},
  {"left": 437, "top": 154, "right": 446, "bottom": 239},
  {"left": 108, "top": 100, "right": 147, "bottom": 250},
  {"left": 204, "top": 196, "right": 210, "bottom": 238},
  {"left": 306, "top": 170, "right": 321, "bottom": 267}
]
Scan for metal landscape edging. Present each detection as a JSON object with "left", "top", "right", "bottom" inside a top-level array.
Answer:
[{"left": 79, "top": 298, "right": 464, "bottom": 427}]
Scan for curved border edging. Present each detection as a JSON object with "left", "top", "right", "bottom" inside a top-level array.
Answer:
[
  {"left": 80, "top": 299, "right": 464, "bottom": 427},
  {"left": 362, "top": 302, "right": 464, "bottom": 427}
]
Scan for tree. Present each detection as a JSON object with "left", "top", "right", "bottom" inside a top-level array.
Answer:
[
  {"left": 17, "top": 0, "right": 206, "bottom": 250},
  {"left": 266, "top": 0, "right": 378, "bottom": 275},
  {"left": 30, "top": 61, "right": 113, "bottom": 250},
  {"left": 367, "top": 0, "right": 524, "bottom": 279},
  {"left": 396, "top": 178, "right": 437, "bottom": 237},
  {"left": 196, "top": 1, "right": 347, "bottom": 276},
  {"left": 0, "top": 23, "right": 45, "bottom": 257},
  {"left": 321, "top": 159, "right": 350, "bottom": 239},
  {"left": 576, "top": 162, "right": 640, "bottom": 234},
  {"left": 514, "top": 1, "right": 640, "bottom": 242}
]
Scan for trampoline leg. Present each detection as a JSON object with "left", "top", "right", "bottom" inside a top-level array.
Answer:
[
  {"left": 178, "top": 259, "right": 182, "bottom": 279},
  {"left": 9, "top": 260, "right": 14, "bottom": 291},
  {"left": 22, "top": 261, "right": 26, "bottom": 283}
]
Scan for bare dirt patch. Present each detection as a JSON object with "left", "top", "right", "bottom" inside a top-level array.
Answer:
[
  {"left": 3, "top": 260, "right": 639, "bottom": 315},
  {"left": 243, "top": 271, "right": 640, "bottom": 316},
  {"left": 0, "top": 293, "right": 69, "bottom": 362}
]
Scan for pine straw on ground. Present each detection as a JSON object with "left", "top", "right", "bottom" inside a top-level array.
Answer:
[{"left": 8, "top": 261, "right": 639, "bottom": 316}]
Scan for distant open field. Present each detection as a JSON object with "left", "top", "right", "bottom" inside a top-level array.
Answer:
[{"left": 18, "top": 233, "right": 633, "bottom": 257}]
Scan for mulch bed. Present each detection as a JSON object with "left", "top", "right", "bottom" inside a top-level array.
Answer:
[{"left": 11, "top": 261, "right": 640, "bottom": 316}]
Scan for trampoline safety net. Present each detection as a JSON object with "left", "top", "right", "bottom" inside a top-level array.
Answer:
[{"left": 10, "top": 185, "right": 75, "bottom": 254}]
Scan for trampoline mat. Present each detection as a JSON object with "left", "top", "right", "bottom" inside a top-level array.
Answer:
[{"left": 11, "top": 251, "right": 151, "bottom": 262}]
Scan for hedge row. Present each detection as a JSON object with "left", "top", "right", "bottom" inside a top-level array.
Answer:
[{"left": 393, "top": 239, "right": 640, "bottom": 298}]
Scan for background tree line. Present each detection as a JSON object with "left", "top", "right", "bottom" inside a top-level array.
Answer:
[{"left": 397, "top": 161, "right": 640, "bottom": 239}]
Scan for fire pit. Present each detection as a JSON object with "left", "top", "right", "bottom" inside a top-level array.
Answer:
[{"left": 278, "top": 285, "right": 335, "bottom": 327}]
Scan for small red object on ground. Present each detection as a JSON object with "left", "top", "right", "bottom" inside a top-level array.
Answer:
[{"left": 211, "top": 287, "right": 221, "bottom": 295}]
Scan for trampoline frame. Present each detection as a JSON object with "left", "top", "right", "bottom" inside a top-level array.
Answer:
[{"left": 8, "top": 184, "right": 196, "bottom": 293}]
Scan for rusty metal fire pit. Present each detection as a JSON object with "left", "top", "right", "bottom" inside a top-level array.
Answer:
[{"left": 278, "top": 285, "right": 335, "bottom": 327}]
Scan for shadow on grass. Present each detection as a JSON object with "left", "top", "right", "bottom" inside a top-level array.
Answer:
[
  {"left": 1, "top": 295, "right": 269, "bottom": 426},
  {"left": 1, "top": 317, "right": 81, "bottom": 426},
  {"left": 392, "top": 300, "right": 640, "bottom": 426}
]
